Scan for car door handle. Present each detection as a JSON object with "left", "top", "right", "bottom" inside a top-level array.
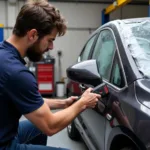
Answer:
[{"left": 79, "top": 84, "right": 86, "bottom": 90}]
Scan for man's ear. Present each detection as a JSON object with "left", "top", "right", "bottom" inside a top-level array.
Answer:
[{"left": 27, "top": 29, "right": 38, "bottom": 42}]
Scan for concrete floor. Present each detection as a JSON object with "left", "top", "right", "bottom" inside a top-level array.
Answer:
[
  {"left": 20, "top": 111, "right": 88, "bottom": 150},
  {"left": 47, "top": 127, "right": 87, "bottom": 150}
]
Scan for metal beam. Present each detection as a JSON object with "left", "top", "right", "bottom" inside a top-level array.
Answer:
[
  {"left": 105, "top": 0, "right": 132, "bottom": 14},
  {"left": 0, "top": 24, "right": 4, "bottom": 28}
]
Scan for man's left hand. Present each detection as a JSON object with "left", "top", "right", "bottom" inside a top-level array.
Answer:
[{"left": 65, "top": 96, "right": 78, "bottom": 108}]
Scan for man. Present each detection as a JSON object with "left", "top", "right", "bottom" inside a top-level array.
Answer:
[{"left": 0, "top": 0, "right": 100, "bottom": 150}]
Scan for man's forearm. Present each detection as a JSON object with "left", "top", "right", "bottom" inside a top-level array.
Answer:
[
  {"left": 49, "top": 100, "right": 85, "bottom": 135},
  {"left": 44, "top": 98, "right": 66, "bottom": 109}
]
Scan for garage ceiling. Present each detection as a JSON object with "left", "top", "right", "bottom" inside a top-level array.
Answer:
[
  {"left": 48, "top": 0, "right": 148, "bottom": 5},
  {"left": 0, "top": 0, "right": 147, "bottom": 5}
]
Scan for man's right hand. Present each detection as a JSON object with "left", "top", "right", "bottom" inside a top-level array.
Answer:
[{"left": 79, "top": 88, "right": 101, "bottom": 110}]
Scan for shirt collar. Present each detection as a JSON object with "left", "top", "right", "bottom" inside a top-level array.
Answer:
[{"left": 2, "top": 41, "right": 26, "bottom": 65}]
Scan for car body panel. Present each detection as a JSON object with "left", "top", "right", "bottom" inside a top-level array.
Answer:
[
  {"left": 66, "top": 18, "right": 150, "bottom": 150},
  {"left": 76, "top": 109, "right": 106, "bottom": 150}
]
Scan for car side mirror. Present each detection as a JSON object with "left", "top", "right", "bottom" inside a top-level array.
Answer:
[{"left": 66, "top": 60, "right": 102, "bottom": 87}]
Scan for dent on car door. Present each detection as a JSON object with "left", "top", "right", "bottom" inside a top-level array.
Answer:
[{"left": 80, "top": 29, "right": 116, "bottom": 150}]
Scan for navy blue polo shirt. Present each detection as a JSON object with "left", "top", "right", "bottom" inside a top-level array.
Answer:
[{"left": 0, "top": 41, "right": 44, "bottom": 147}]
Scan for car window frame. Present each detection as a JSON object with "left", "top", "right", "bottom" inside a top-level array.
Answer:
[
  {"left": 90, "top": 28, "right": 116, "bottom": 81},
  {"left": 77, "top": 32, "right": 99, "bottom": 63},
  {"left": 90, "top": 27, "right": 128, "bottom": 90},
  {"left": 110, "top": 53, "right": 126, "bottom": 88},
  {"left": 106, "top": 28, "right": 127, "bottom": 90}
]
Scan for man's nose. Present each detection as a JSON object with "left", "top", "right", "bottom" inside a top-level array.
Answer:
[{"left": 48, "top": 42, "right": 53, "bottom": 50}]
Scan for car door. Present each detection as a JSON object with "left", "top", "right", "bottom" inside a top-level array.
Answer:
[
  {"left": 79, "top": 29, "right": 116, "bottom": 150},
  {"left": 91, "top": 28, "right": 127, "bottom": 149}
]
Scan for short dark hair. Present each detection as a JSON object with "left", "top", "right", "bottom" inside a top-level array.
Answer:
[{"left": 13, "top": 0, "right": 67, "bottom": 38}]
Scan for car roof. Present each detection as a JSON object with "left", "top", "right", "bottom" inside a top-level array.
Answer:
[
  {"left": 90, "top": 17, "right": 150, "bottom": 37},
  {"left": 120, "top": 17, "right": 150, "bottom": 24}
]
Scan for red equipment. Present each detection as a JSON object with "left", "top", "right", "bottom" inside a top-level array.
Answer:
[{"left": 36, "top": 58, "right": 55, "bottom": 95}]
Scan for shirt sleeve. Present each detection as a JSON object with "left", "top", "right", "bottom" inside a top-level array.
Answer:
[{"left": 4, "top": 70, "right": 44, "bottom": 114}]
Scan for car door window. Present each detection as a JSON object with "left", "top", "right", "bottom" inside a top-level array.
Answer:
[
  {"left": 80, "top": 34, "right": 97, "bottom": 61},
  {"left": 92, "top": 30, "right": 116, "bottom": 80},
  {"left": 111, "top": 55, "right": 125, "bottom": 88}
]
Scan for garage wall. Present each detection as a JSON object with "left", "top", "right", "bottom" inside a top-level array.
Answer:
[
  {"left": 0, "top": 1, "right": 148, "bottom": 82},
  {"left": 49, "top": 2, "right": 108, "bottom": 82}
]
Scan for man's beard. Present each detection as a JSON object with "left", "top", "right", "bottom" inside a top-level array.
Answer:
[{"left": 26, "top": 42, "right": 43, "bottom": 62}]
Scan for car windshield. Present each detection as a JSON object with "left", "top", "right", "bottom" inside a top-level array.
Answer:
[{"left": 120, "top": 20, "right": 150, "bottom": 78}]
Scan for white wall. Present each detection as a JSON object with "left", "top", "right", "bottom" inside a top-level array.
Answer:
[
  {"left": 50, "top": 2, "right": 108, "bottom": 81},
  {"left": 0, "top": 1, "right": 148, "bottom": 81}
]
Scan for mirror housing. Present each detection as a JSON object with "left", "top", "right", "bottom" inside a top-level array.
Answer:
[{"left": 66, "top": 60, "right": 102, "bottom": 87}]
